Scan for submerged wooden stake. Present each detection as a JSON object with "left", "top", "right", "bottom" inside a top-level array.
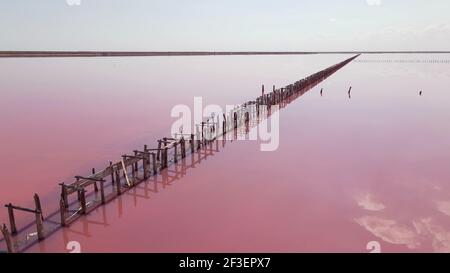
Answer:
[
  {"left": 181, "top": 137, "right": 186, "bottom": 158},
  {"left": 100, "top": 179, "right": 105, "bottom": 204},
  {"left": 92, "top": 168, "right": 99, "bottom": 192},
  {"left": 190, "top": 134, "right": 195, "bottom": 153},
  {"left": 115, "top": 168, "right": 122, "bottom": 195},
  {"left": 151, "top": 152, "right": 157, "bottom": 175},
  {"left": 34, "top": 193, "right": 44, "bottom": 221},
  {"left": 35, "top": 210, "right": 44, "bottom": 241},
  {"left": 79, "top": 189, "right": 87, "bottom": 215},
  {"left": 7, "top": 204, "right": 17, "bottom": 235},
  {"left": 1, "top": 224, "right": 14, "bottom": 253},
  {"left": 59, "top": 198, "right": 66, "bottom": 227}
]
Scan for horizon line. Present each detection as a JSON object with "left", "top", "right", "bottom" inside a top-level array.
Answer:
[{"left": 1, "top": 50, "right": 450, "bottom": 58}]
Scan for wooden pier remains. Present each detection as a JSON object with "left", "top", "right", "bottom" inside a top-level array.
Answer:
[{"left": 0, "top": 54, "right": 359, "bottom": 253}]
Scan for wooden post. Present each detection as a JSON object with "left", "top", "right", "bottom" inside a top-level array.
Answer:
[
  {"left": 162, "top": 147, "right": 168, "bottom": 169},
  {"left": 1, "top": 224, "right": 14, "bottom": 253},
  {"left": 35, "top": 210, "right": 44, "bottom": 241},
  {"left": 134, "top": 152, "right": 139, "bottom": 173},
  {"left": 201, "top": 123, "right": 205, "bottom": 144},
  {"left": 190, "top": 134, "right": 195, "bottom": 153},
  {"left": 151, "top": 152, "right": 157, "bottom": 175},
  {"left": 7, "top": 204, "right": 17, "bottom": 235},
  {"left": 34, "top": 193, "right": 44, "bottom": 220},
  {"left": 100, "top": 180, "right": 105, "bottom": 204},
  {"left": 129, "top": 156, "right": 136, "bottom": 180},
  {"left": 181, "top": 137, "right": 186, "bottom": 158},
  {"left": 233, "top": 112, "right": 238, "bottom": 129},
  {"left": 79, "top": 189, "right": 87, "bottom": 214},
  {"left": 59, "top": 197, "right": 67, "bottom": 227},
  {"left": 115, "top": 168, "right": 122, "bottom": 195},
  {"left": 157, "top": 140, "right": 162, "bottom": 161},
  {"left": 262, "top": 84, "right": 265, "bottom": 96},
  {"left": 144, "top": 145, "right": 149, "bottom": 177},
  {"left": 92, "top": 168, "right": 98, "bottom": 192},
  {"left": 61, "top": 183, "right": 69, "bottom": 208},
  {"left": 110, "top": 161, "right": 115, "bottom": 189},
  {"left": 143, "top": 152, "right": 149, "bottom": 180},
  {"left": 174, "top": 142, "right": 178, "bottom": 163}
]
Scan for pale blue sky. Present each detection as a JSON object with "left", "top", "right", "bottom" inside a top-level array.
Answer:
[{"left": 0, "top": 0, "right": 449, "bottom": 51}]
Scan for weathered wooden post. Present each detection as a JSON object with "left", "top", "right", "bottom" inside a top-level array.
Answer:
[
  {"left": 92, "top": 168, "right": 98, "bottom": 192},
  {"left": 60, "top": 183, "right": 69, "bottom": 208},
  {"left": 222, "top": 114, "right": 227, "bottom": 136},
  {"left": 99, "top": 179, "right": 106, "bottom": 204},
  {"left": 6, "top": 203, "right": 17, "bottom": 235},
  {"left": 157, "top": 139, "right": 162, "bottom": 161},
  {"left": 34, "top": 193, "right": 43, "bottom": 221},
  {"left": 110, "top": 161, "right": 115, "bottom": 188},
  {"left": 142, "top": 152, "right": 149, "bottom": 180},
  {"left": 174, "top": 141, "right": 178, "bottom": 163},
  {"left": 79, "top": 188, "right": 87, "bottom": 214},
  {"left": 190, "top": 133, "right": 195, "bottom": 153},
  {"left": 151, "top": 152, "right": 157, "bottom": 175},
  {"left": 1, "top": 224, "right": 14, "bottom": 253},
  {"left": 59, "top": 197, "right": 67, "bottom": 227},
  {"left": 233, "top": 112, "right": 238, "bottom": 129},
  {"left": 201, "top": 122, "right": 205, "bottom": 144},
  {"left": 115, "top": 168, "right": 122, "bottom": 195},
  {"left": 181, "top": 137, "right": 186, "bottom": 158},
  {"left": 134, "top": 152, "right": 139, "bottom": 173},
  {"left": 163, "top": 147, "right": 168, "bottom": 169},
  {"left": 35, "top": 209, "right": 44, "bottom": 241}
]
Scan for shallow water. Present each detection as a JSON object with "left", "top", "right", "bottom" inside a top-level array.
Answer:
[{"left": 1, "top": 54, "right": 450, "bottom": 252}]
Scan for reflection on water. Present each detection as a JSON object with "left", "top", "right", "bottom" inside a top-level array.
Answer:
[
  {"left": 355, "top": 194, "right": 385, "bottom": 212},
  {"left": 355, "top": 216, "right": 420, "bottom": 250}
]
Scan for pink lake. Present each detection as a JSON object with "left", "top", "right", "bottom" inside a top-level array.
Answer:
[{"left": 1, "top": 54, "right": 450, "bottom": 252}]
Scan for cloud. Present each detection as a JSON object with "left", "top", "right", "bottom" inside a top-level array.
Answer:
[{"left": 366, "top": 0, "right": 382, "bottom": 6}]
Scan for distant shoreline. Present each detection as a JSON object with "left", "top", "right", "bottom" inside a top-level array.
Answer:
[{"left": 1, "top": 51, "right": 450, "bottom": 58}]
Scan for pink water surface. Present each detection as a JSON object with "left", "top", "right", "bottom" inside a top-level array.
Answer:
[{"left": 1, "top": 55, "right": 450, "bottom": 252}]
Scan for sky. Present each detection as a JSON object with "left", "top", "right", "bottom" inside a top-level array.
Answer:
[{"left": 0, "top": 0, "right": 449, "bottom": 51}]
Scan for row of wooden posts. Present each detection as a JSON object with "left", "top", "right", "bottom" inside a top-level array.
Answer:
[{"left": 0, "top": 54, "right": 359, "bottom": 253}]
